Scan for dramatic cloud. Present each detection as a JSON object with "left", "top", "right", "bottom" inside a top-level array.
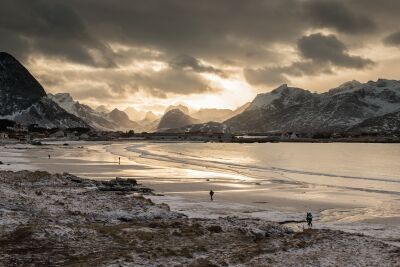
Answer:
[
  {"left": 245, "top": 33, "right": 374, "bottom": 86},
  {"left": 0, "top": 0, "right": 115, "bottom": 67},
  {"left": 384, "top": 31, "right": 400, "bottom": 46},
  {"left": 244, "top": 61, "right": 333, "bottom": 86},
  {"left": 298, "top": 33, "right": 374, "bottom": 69},
  {"left": 303, "top": 1, "right": 376, "bottom": 34},
  {"left": 169, "top": 54, "right": 227, "bottom": 77},
  {"left": 132, "top": 68, "right": 215, "bottom": 98},
  {"left": 1, "top": 0, "right": 399, "bottom": 107}
]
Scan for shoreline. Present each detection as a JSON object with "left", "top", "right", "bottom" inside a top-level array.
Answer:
[
  {"left": 2, "top": 134, "right": 400, "bottom": 146},
  {"left": 1, "top": 141, "right": 400, "bottom": 246},
  {"left": 0, "top": 170, "right": 399, "bottom": 266}
]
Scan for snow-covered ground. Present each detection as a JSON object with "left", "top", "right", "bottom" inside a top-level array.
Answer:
[
  {"left": 1, "top": 141, "right": 399, "bottom": 250},
  {"left": 0, "top": 170, "right": 399, "bottom": 266}
]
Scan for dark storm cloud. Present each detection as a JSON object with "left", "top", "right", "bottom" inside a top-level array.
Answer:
[
  {"left": 0, "top": 0, "right": 115, "bottom": 67},
  {"left": 244, "top": 33, "right": 373, "bottom": 86},
  {"left": 244, "top": 61, "right": 334, "bottom": 86},
  {"left": 169, "top": 54, "right": 227, "bottom": 77},
  {"left": 298, "top": 33, "right": 374, "bottom": 69},
  {"left": 0, "top": 0, "right": 396, "bottom": 67},
  {"left": 384, "top": 31, "right": 400, "bottom": 46},
  {"left": 244, "top": 68, "right": 288, "bottom": 87},
  {"left": 303, "top": 0, "right": 376, "bottom": 34},
  {"left": 1, "top": 0, "right": 399, "bottom": 98},
  {"left": 37, "top": 66, "right": 216, "bottom": 101},
  {"left": 133, "top": 68, "right": 215, "bottom": 98}
]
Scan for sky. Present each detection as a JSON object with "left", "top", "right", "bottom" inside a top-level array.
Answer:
[{"left": 1, "top": 0, "right": 400, "bottom": 113}]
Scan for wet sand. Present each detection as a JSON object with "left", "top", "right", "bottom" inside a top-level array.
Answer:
[{"left": 1, "top": 140, "right": 399, "bottom": 244}]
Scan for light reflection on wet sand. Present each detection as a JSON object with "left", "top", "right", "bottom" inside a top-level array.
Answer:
[{"left": 1, "top": 141, "right": 399, "bottom": 243}]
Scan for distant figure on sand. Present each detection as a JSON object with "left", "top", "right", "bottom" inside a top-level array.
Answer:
[
  {"left": 48, "top": 155, "right": 51, "bottom": 159},
  {"left": 118, "top": 157, "right": 121, "bottom": 165},
  {"left": 209, "top": 190, "right": 214, "bottom": 201},
  {"left": 306, "top": 212, "right": 313, "bottom": 228}
]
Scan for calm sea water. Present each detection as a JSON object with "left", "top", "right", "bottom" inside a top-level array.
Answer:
[
  {"left": 126, "top": 142, "right": 400, "bottom": 195},
  {"left": 2, "top": 141, "right": 399, "bottom": 240}
]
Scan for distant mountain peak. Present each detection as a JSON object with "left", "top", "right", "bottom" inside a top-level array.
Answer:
[
  {"left": 108, "top": 108, "right": 139, "bottom": 130},
  {"left": 143, "top": 111, "right": 158, "bottom": 121},
  {"left": 95, "top": 105, "right": 110, "bottom": 114},
  {"left": 273, "top": 83, "right": 288, "bottom": 91},
  {"left": 165, "top": 104, "right": 190, "bottom": 114},
  {"left": 158, "top": 108, "right": 199, "bottom": 131},
  {"left": 271, "top": 84, "right": 310, "bottom": 95},
  {"left": 328, "top": 80, "right": 362, "bottom": 94},
  {"left": 248, "top": 84, "right": 311, "bottom": 111},
  {"left": 226, "top": 78, "right": 400, "bottom": 134}
]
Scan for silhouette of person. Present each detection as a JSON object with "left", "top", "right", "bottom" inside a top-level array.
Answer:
[
  {"left": 118, "top": 157, "right": 121, "bottom": 165},
  {"left": 209, "top": 190, "right": 214, "bottom": 201},
  {"left": 306, "top": 212, "right": 313, "bottom": 228},
  {"left": 48, "top": 155, "right": 51, "bottom": 159}
]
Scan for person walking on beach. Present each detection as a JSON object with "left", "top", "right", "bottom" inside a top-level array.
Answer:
[
  {"left": 48, "top": 154, "right": 51, "bottom": 159},
  {"left": 209, "top": 190, "right": 214, "bottom": 201},
  {"left": 118, "top": 157, "right": 121, "bottom": 165},
  {"left": 306, "top": 212, "right": 313, "bottom": 228}
]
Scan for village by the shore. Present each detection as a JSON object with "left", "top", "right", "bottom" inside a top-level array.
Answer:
[{"left": 1, "top": 120, "right": 399, "bottom": 145}]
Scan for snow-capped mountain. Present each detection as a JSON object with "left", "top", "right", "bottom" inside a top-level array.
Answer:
[
  {"left": 157, "top": 109, "right": 200, "bottom": 131},
  {"left": 247, "top": 84, "right": 313, "bottom": 111},
  {"left": 225, "top": 80, "right": 400, "bottom": 133},
  {"left": 49, "top": 93, "right": 140, "bottom": 131},
  {"left": 48, "top": 93, "right": 122, "bottom": 131},
  {"left": 164, "top": 121, "right": 232, "bottom": 134},
  {"left": 0, "top": 52, "right": 47, "bottom": 116},
  {"left": 10, "top": 97, "right": 91, "bottom": 129},
  {"left": 350, "top": 110, "right": 400, "bottom": 135},
  {"left": 0, "top": 52, "right": 89, "bottom": 129}
]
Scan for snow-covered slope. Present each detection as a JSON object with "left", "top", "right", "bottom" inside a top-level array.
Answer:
[
  {"left": 350, "top": 110, "right": 400, "bottom": 135},
  {"left": 164, "top": 121, "right": 232, "bottom": 134},
  {"left": 247, "top": 84, "right": 313, "bottom": 111},
  {"left": 0, "top": 52, "right": 46, "bottom": 116},
  {"left": 49, "top": 93, "right": 142, "bottom": 131},
  {"left": 49, "top": 93, "right": 120, "bottom": 131},
  {"left": 9, "top": 97, "right": 90, "bottom": 129},
  {"left": 225, "top": 79, "right": 400, "bottom": 133},
  {"left": 0, "top": 52, "right": 89, "bottom": 129}
]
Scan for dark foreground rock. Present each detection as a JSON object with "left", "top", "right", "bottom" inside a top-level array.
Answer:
[{"left": 0, "top": 171, "right": 398, "bottom": 266}]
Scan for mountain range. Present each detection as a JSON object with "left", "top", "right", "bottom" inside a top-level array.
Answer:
[
  {"left": 0, "top": 52, "right": 89, "bottom": 129},
  {"left": 0, "top": 52, "right": 399, "bottom": 134},
  {"left": 225, "top": 81, "right": 400, "bottom": 134}
]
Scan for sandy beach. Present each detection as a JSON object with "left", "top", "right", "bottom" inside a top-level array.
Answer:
[{"left": 1, "top": 141, "right": 399, "bottom": 246}]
